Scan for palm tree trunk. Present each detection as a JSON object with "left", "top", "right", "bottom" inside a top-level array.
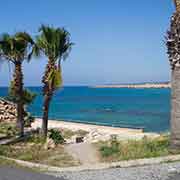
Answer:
[
  {"left": 41, "top": 61, "right": 55, "bottom": 138},
  {"left": 42, "top": 94, "right": 52, "bottom": 138},
  {"left": 175, "top": 0, "right": 180, "bottom": 11},
  {"left": 170, "top": 69, "right": 180, "bottom": 150},
  {"left": 168, "top": 0, "right": 180, "bottom": 152},
  {"left": 14, "top": 62, "right": 24, "bottom": 137}
]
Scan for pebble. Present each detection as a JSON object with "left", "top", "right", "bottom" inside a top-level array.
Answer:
[{"left": 49, "top": 162, "right": 180, "bottom": 180}]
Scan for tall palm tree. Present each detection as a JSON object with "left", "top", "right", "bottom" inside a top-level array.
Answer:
[
  {"left": 0, "top": 32, "right": 34, "bottom": 136},
  {"left": 35, "top": 25, "right": 73, "bottom": 138},
  {"left": 167, "top": 0, "right": 180, "bottom": 151}
]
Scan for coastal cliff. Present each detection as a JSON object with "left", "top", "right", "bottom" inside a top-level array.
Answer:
[{"left": 92, "top": 82, "right": 171, "bottom": 89}]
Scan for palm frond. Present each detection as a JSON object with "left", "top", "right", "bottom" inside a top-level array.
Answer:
[
  {"left": 0, "top": 33, "right": 11, "bottom": 42},
  {"left": 15, "top": 32, "right": 34, "bottom": 45},
  {"left": 0, "top": 31, "right": 35, "bottom": 63},
  {"left": 36, "top": 25, "right": 73, "bottom": 91},
  {"left": 27, "top": 44, "right": 41, "bottom": 62},
  {"left": 37, "top": 24, "right": 73, "bottom": 62},
  {"left": 47, "top": 67, "right": 62, "bottom": 89}
]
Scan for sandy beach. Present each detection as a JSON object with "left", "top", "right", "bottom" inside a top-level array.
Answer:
[{"left": 32, "top": 118, "right": 160, "bottom": 141}]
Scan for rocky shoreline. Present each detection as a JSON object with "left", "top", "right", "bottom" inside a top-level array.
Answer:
[{"left": 0, "top": 98, "right": 17, "bottom": 122}]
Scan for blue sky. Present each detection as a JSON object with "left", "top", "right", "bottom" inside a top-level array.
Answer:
[{"left": 0, "top": 0, "right": 175, "bottom": 86}]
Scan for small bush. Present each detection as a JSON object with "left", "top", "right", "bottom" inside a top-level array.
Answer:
[
  {"left": 0, "top": 146, "right": 9, "bottom": 156},
  {"left": 24, "top": 112, "right": 35, "bottom": 127},
  {"left": 6, "top": 126, "right": 17, "bottom": 137},
  {"left": 49, "top": 129, "right": 65, "bottom": 145},
  {"left": 100, "top": 145, "right": 119, "bottom": 157},
  {"left": 0, "top": 123, "right": 17, "bottom": 137},
  {"left": 100, "top": 136, "right": 120, "bottom": 157}
]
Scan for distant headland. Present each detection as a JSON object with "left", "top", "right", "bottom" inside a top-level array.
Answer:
[{"left": 91, "top": 82, "right": 171, "bottom": 89}]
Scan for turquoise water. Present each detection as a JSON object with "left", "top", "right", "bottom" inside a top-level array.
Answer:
[{"left": 0, "top": 87, "right": 170, "bottom": 133}]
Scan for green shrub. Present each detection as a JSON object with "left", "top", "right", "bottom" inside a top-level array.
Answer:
[
  {"left": 49, "top": 129, "right": 65, "bottom": 145},
  {"left": 100, "top": 136, "right": 120, "bottom": 157},
  {"left": 0, "top": 123, "right": 17, "bottom": 137},
  {"left": 24, "top": 112, "right": 35, "bottom": 127},
  {"left": 100, "top": 145, "right": 119, "bottom": 157},
  {"left": 6, "top": 126, "right": 17, "bottom": 137},
  {"left": 5, "top": 81, "right": 36, "bottom": 128},
  {"left": 0, "top": 146, "right": 9, "bottom": 156}
]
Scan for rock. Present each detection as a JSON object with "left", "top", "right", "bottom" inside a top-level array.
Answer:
[
  {"left": 0, "top": 98, "right": 17, "bottom": 123},
  {"left": 76, "top": 136, "right": 84, "bottom": 143},
  {"left": 168, "top": 167, "right": 178, "bottom": 174},
  {"left": 83, "top": 129, "right": 111, "bottom": 143},
  {"left": 70, "top": 135, "right": 78, "bottom": 143},
  {"left": 65, "top": 139, "right": 74, "bottom": 144},
  {"left": 67, "top": 135, "right": 85, "bottom": 144}
]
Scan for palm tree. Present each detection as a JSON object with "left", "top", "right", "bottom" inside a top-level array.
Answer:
[
  {"left": 0, "top": 32, "right": 34, "bottom": 137},
  {"left": 35, "top": 25, "right": 73, "bottom": 138},
  {"left": 167, "top": 0, "right": 180, "bottom": 151}
]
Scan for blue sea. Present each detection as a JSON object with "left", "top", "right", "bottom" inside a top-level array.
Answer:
[{"left": 0, "top": 87, "right": 170, "bottom": 133}]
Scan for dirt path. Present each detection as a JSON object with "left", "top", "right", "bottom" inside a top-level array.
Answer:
[{"left": 65, "top": 143, "right": 99, "bottom": 165}]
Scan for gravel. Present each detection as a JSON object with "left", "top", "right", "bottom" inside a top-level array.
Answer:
[{"left": 50, "top": 162, "right": 180, "bottom": 180}]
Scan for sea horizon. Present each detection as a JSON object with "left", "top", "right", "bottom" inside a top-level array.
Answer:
[
  {"left": 0, "top": 81, "right": 171, "bottom": 88},
  {"left": 0, "top": 86, "right": 170, "bottom": 133}
]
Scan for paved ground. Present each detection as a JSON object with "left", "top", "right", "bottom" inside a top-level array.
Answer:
[
  {"left": 0, "top": 166, "right": 67, "bottom": 180},
  {"left": 65, "top": 143, "right": 99, "bottom": 165}
]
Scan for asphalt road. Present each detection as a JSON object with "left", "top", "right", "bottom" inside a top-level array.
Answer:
[{"left": 0, "top": 166, "right": 67, "bottom": 180}]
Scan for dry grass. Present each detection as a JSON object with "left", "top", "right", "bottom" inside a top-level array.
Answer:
[
  {"left": 0, "top": 134, "right": 80, "bottom": 167},
  {"left": 95, "top": 135, "right": 175, "bottom": 162},
  {"left": 0, "top": 122, "right": 87, "bottom": 167},
  {"left": 60, "top": 128, "right": 89, "bottom": 139}
]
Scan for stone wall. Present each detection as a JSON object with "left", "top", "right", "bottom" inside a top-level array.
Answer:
[{"left": 0, "top": 98, "right": 17, "bottom": 122}]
